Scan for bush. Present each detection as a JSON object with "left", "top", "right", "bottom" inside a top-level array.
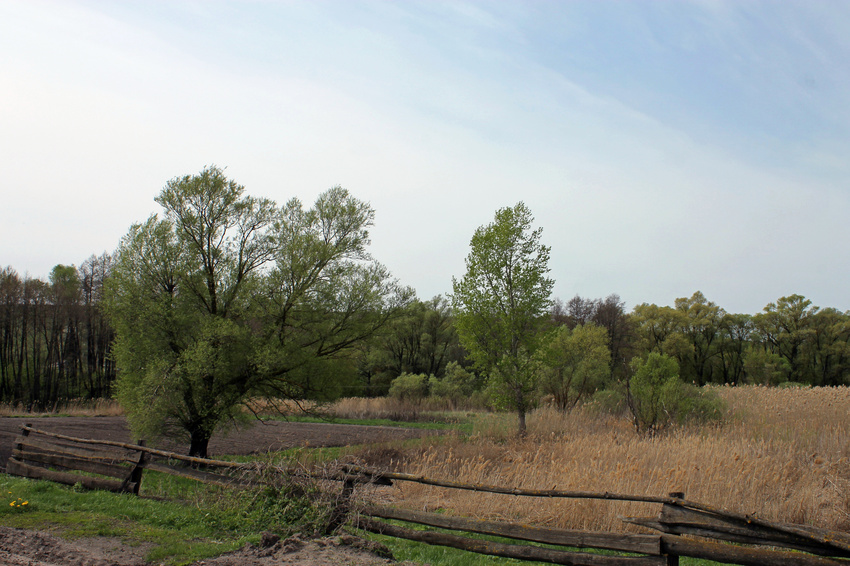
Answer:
[
  {"left": 388, "top": 373, "right": 429, "bottom": 403},
  {"left": 428, "top": 362, "right": 477, "bottom": 404},
  {"left": 627, "top": 353, "right": 725, "bottom": 434}
]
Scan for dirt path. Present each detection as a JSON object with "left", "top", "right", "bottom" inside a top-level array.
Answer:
[{"left": 0, "top": 416, "right": 434, "bottom": 469}]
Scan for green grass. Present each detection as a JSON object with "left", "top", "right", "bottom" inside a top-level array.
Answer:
[
  {"left": 0, "top": 463, "right": 734, "bottom": 566},
  {"left": 266, "top": 413, "right": 476, "bottom": 433},
  {"left": 0, "top": 473, "right": 287, "bottom": 565}
]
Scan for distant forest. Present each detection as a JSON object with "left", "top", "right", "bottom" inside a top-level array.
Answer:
[{"left": 1, "top": 254, "right": 849, "bottom": 409}]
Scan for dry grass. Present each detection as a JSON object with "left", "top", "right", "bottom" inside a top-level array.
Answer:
[
  {"left": 324, "top": 396, "right": 479, "bottom": 422},
  {"left": 0, "top": 398, "right": 124, "bottom": 417},
  {"left": 375, "top": 385, "right": 850, "bottom": 533}
]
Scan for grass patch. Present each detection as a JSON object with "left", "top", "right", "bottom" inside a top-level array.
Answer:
[
  {"left": 266, "top": 413, "right": 475, "bottom": 433},
  {"left": 0, "top": 469, "right": 337, "bottom": 565}
]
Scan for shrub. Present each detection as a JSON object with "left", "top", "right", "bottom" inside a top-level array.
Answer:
[
  {"left": 388, "top": 373, "right": 429, "bottom": 403},
  {"left": 428, "top": 362, "right": 477, "bottom": 403},
  {"left": 627, "top": 353, "right": 724, "bottom": 434}
]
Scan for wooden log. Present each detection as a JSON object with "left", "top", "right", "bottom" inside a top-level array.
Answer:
[
  {"left": 365, "top": 506, "right": 662, "bottom": 556},
  {"left": 658, "top": 504, "right": 848, "bottom": 557},
  {"left": 19, "top": 426, "right": 392, "bottom": 486},
  {"left": 6, "top": 458, "right": 135, "bottom": 493},
  {"left": 624, "top": 505, "right": 850, "bottom": 559},
  {"left": 20, "top": 426, "right": 251, "bottom": 469},
  {"left": 11, "top": 449, "right": 131, "bottom": 479},
  {"left": 144, "top": 461, "right": 258, "bottom": 488},
  {"left": 656, "top": 500, "right": 850, "bottom": 555},
  {"left": 356, "top": 517, "right": 670, "bottom": 565},
  {"left": 342, "top": 464, "right": 670, "bottom": 505},
  {"left": 14, "top": 436, "right": 133, "bottom": 464},
  {"left": 660, "top": 534, "right": 850, "bottom": 566},
  {"left": 344, "top": 462, "right": 850, "bottom": 557}
]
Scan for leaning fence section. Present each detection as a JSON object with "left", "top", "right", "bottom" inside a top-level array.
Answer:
[
  {"left": 6, "top": 424, "right": 148, "bottom": 494},
  {"left": 6, "top": 425, "right": 850, "bottom": 566}
]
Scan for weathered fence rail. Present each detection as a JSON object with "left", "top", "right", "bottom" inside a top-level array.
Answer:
[
  {"left": 343, "top": 464, "right": 850, "bottom": 566},
  {"left": 6, "top": 425, "right": 850, "bottom": 566}
]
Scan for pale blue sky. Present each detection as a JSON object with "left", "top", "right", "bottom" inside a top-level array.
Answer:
[{"left": 2, "top": 1, "right": 849, "bottom": 314}]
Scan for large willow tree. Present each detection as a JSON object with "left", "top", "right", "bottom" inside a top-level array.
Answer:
[{"left": 106, "top": 166, "right": 411, "bottom": 457}]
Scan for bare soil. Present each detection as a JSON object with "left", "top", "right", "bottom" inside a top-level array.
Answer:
[
  {"left": 0, "top": 416, "right": 434, "bottom": 565},
  {"left": 0, "top": 416, "right": 435, "bottom": 467},
  {"left": 0, "top": 526, "right": 410, "bottom": 566}
]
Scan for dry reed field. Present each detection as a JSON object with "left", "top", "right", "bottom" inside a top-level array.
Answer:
[
  {"left": 370, "top": 386, "right": 850, "bottom": 534},
  {"left": 0, "top": 398, "right": 124, "bottom": 417}
]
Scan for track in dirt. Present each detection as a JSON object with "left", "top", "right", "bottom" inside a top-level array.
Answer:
[{"left": 0, "top": 416, "right": 436, "bottom": 469}]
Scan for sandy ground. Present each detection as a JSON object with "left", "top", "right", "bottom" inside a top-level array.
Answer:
[{"left": 0, "top": 416, "right": 434, "bottom": 565}]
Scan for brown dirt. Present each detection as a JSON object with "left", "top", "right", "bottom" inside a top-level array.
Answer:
[
  {"left": 0, "top": 526, "right": 412, "bottom": 565},
  {"left": 0, "top": 416, "right": 435, "bottom": 468},
  {"left": 0, "top": 416, "right": 434, "bottom": 565}
]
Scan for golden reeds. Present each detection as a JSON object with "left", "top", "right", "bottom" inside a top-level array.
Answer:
[
  {"left": 0, "top": 398, "right": 124, "bottom": 417},
  {"left": 374, "top": 386, "right": 850, "bottom": 533}
]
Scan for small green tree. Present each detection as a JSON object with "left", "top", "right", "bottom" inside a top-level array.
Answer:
[
  {"left": 388, "top": 372, "right": 430, "bottom": 403},
  {"left": 627, "top": 353, "right": 682, "bottom": 434},
  {"left": 628, "top": 352, "right": 724, "bottom": 434},
  {"left": 538, "top": 323, "right": 611, "bottom": 412},
  {"left": 428, "top": 361, "right": 479, "bottom": 403},
  {"left": 451, "top": 203, "right": 553, "bottom": 436}
]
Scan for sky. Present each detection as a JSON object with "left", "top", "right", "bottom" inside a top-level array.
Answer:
[{"left": 2, "top": 0, "right": 850, "bottom": 315}]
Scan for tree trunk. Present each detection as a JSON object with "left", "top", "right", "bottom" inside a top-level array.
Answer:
[
  {"left": 188, "top": 427, "right": 211, "bottom": 459},
  {"left": 517, "top": 407, "right": 527, "bottom": 438}
]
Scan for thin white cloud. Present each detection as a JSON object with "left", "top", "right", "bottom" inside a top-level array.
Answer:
[{"left": 1, "top": 0, "right": 848, "bottom": 315}]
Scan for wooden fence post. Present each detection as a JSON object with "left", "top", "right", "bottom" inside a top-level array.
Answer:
[
  {"left": 326, "top": 477, "right": 356, "bottom": 534},
  {"left": 122, "top": 439, "right": 149, "bottom": 495},
  {"left": 663, "top": 492, "right": 684, "bottom": 566}
]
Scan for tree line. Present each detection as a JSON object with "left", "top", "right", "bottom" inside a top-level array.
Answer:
[
  {"left": 0, "top": 254, "right": 114, "bottom": 409},
  {"left": 6, "top": 264, "right": 842, "bottom": 411},
  {"left": 3, "top": 167, "right": 848, "bottom": 449}
]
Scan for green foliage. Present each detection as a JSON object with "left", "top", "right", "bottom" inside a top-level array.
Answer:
[
  {"left": 361, "top": 296, "right": 462, "bottom": 388},
  {"left": 627, "top": 353, "right": 724, "bottom": 434},
  {"left": 588, "top": 387, "right": 629, "bottom": 417},
  {"left": 428, "top": 361, "right": 480, "bottom": 404},
  {"left": 0, "top": 466, "right": 340, "bottom": 563},
  {"left": 451, "top": 203, "right": 553, "bottom": 436},
  {"left": 106, "top": 166, "right": 412, "bottom": 457},
  {"left": 743, "top": 347, "right": 791, "bottom": 385},
  {"left": 388, "top": 372, "right": 430, "bottom": 403},
  {"left": 482, "top": 353, "right": 542, "bottom": 422},
  {"left": 627, "top": 353, "right": 681, "bottom": 434},
  {"left": 538, "top": 323, "right": 611, "bottom": 412}
]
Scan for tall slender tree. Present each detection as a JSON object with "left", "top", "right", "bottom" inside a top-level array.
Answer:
[{"left": 451, "top": 203, "right": 553, "bottom": 436}]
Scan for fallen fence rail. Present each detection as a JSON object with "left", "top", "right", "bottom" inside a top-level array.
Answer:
[{"left": 6, "top": 424, "right": 850, "bottom": 566}]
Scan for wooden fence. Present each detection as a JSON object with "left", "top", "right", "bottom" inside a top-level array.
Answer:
[{"left": 6, "top": 425, "right": 850, "bottom": 566}]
